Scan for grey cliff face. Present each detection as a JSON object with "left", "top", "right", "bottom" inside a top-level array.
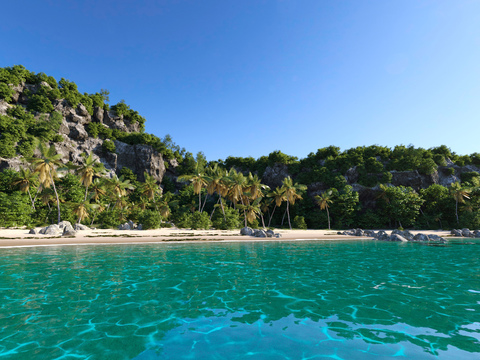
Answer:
[{"left": 0, "top": 83, "right": 168, "bottom": 184}]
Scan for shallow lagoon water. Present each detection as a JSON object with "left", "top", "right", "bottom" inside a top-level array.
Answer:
[{"left": 1, "top": 239, "right": 479, "bottom": 359}]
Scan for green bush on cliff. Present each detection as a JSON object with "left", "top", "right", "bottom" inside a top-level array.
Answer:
[
  {"left": 102, "top": 139, "right": 116, "bottom": 153},
  {"left": 0, "top": 83, "right": 14, "bottom": 102}
]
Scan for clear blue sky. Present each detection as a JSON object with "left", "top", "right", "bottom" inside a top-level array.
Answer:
[{"left": 1, "top": 0, "right": 479, "bottom": 161}]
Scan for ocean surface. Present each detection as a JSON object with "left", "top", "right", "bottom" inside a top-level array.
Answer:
[{"left": 1, "top": 239, "right": 479, "bottom": 359}]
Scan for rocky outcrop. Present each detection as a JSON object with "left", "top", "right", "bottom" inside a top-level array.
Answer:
[
  {"left": 262, "top": 163, "right": 290, "bottom": 189},
  {"left": 240, "top": 227, "right": 281, "bottom": 238},
  {"left": 451, "top": 228, "right": 480, "bottom": 238},
  {"left": 390, "top": 170, "right": 437, "bottom": 190},
  {"left": 0, "top": 83, "right": 170, "bottom": 184},
  {"left": 341, "top": 228, "right": 447, "bottom": 243}
]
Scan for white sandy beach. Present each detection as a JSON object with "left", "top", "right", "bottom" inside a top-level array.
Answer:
[{"left": 0, "top": 228, "right": 452, "bottom": 248}]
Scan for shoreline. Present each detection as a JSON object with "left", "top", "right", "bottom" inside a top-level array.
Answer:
[{"left": 0, "top": 228, "right": 452, "bottom": 248}]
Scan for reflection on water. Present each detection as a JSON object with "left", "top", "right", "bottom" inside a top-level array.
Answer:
[{"left": 0, "top": 240, "right": 479, "bottom": 359}]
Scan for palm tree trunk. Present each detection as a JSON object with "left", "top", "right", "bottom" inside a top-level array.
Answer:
[
  {"left": 286, "top": 201, "right": 292, "bottom": 230},
  {"left": 201, "top": 193, "right": 208, "bottom": 213},
  {"left": 455, "top": 199, "right": 459, "bottom": 224},
  {"left": 27, "top": 189, "right": 35, "bottom": 210},
  {"left": 219, "top": 197, "right": 226, "bottom": 222},
  {"left": 268, "top": 205, "right": 277, "bottom": 227},
  {"left": 49, "top": 170, "right": 61, "bottom": 224},
  {"left": 326, "top": 206, "right": 331, "bottom": 230},
  {"left": 84, "top": 186, "right": 89, "bottom": 202},
  {"left": 240, "top": 196, "right": 247, "bottom": 227},
  {"left": 198, "top": 192, "right": 202, "bottom": 212},
  {"left": 210, "top": 197, "right": 221, "bottom": 220},
  {"left": 260, "top": 211, "right": 266, "bottom": 229}
]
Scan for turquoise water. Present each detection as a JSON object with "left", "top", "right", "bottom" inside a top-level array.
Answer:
[{"left": 0, "top": 239, "right": 479, "bottom": 359}]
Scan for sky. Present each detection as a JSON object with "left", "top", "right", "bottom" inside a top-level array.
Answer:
[{"left": 1, "top": 0, "right": 479, "bottom": 161}]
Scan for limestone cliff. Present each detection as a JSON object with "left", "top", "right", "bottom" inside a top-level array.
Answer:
[{"left": 0, "top": 82, "right": 170, "bottom": 183}]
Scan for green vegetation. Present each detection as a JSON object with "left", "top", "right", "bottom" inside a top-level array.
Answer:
[{"left": 1, "top": 65, "right": 480, "bottom": 231}]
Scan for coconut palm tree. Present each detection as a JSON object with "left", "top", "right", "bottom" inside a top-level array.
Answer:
[
  {"left": 12, "top": 168, "right": 38, "bottom": 210},
  {"left": 27, "top": 143, "right": 64, "bottom": 224},
  {"left": 89, "top": 178, "right": 108, "bottom": 203},
  {"left": 281, "top": 176, "right": 307, "bottom": 230},
  {"left": 315, "top": 190, "right": 333, "bottom": 230},
  {"left": 107, "top": 175, "right": 135, "bottom": 209},
  {"left": 238, "top": 198, "right": 262, "bottom": 226},
  {"left": 450, "top": 182, "right": 471, "bottom": 224},
  {"left": 267, "top": 187, "right": 285, "bottom": 227},
  {"left": 247, "top": 173, "right": 269, "bottom": 201},
  {"left": 71, "top": 194, "right": 99, "bottom": 224},
  {"left": 178, "top": 167, "right": 208, "bottom": 212},
  {"left": 76, "top": 152, "right": 105, "bottom": 201},
  {"left": 141, "top": 171, "right": 162, "bottom": 208}
]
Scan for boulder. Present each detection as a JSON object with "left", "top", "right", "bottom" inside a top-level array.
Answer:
[
  {"left": 74, "top": 223, "right": 89, "bottom": 231},
  {"left": 428, "top": 234, "right": 447, "bottom": 243},
  {"left": 390, "top": 234, "right": 408, "bottom": 242},
  {"left": 451, "top": 229, "right": 463, "bottom": 237},
  {"left": 94, "top": 106, "right": 104, "bottom": 122},
  {"left": 374, "top": 231, "right": 389, "bottom": 241},
  {"left": 44, "top": 224, "right": 61, "bottom": 236},
  {"left": 128, "top": 220, "right": 136, "bottom": 230},
  {"left": 69, "top": 124, "right": 89, "bottom": 140},
  {"left": 461, "top": 228, "right": 472, "bottom": 237},
  {"left": 240, "top": 227, "right": 254, "bottom": 236},
  {"left": 58, "top": 221, "right": 72, "bottom": 229},
  {"left": 363, "top": 230, "right": 376, "bottom": 237},
  {"left": 474, "top": 230, "right": 480, "bottom": 238},
  {"left": 413, "top": 233, "right": 429, "bottom": 242},
  {"left": 254, "top": 229, "right": 267, "bottom": 238},
  {"left": 137, "top": 224, "right": 143, "bottom": 230},
  {"left": 119, "top": 223, "right": 131, "bottom": 230},
  {"left": 275, "top": 233, "right": 282, "bottom": 238},
  {"left": 266, "top": 230, "right": 275, "bottom": 238},
  {"left": 29, "top": 228, "right": 37, "bottom": 234},
  {"left": 76, "top": 103, "right": 90, "bottom": 117},
  {"left": 62, "top": 223, "right": 75, "bottom": 233},
  {"left": 355, "top": 228, "right": 364, "bottom": 236}
]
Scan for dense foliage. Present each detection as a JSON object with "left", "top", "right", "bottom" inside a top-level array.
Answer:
[{"left": 1, "top": 65, "right": 480, "bottom": 231}]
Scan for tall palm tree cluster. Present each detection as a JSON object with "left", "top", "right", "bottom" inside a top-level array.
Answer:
[
  {"left": 10, "top": 142, "right": 479, "bottom": 230},
  {"left": 178, "top": 164, "right": 310, "bottom": 229},
  {"left": 13, "top": 143, "right": 168, "bottom": 227}
]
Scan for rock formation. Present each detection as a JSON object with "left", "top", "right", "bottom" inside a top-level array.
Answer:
[{"left": 0, "top": 83, "right": 169, "bottom": 183}]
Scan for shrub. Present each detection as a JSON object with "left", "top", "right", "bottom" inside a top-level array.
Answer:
[
  {"left": 138, "top": 209, "right": 162, "bottom": 229},
  {"left": 460, "top": 171, "right": 480, "bottom": 184},
  {"left": 433, "top": 154, "right": 447, "bottom": 166},
  {"left": 102, "top": 139, "right": 116, "bottom": 153},
  {"left": 52, "top": 134, "right": 64, "bottom": 142},
  {"left": 0, "top": 192, "right": 33, "bottom": 227},
  {"left": 190, "top": 211, "right": 211, "bottom": 230},
  {"left": 0, "top": 138, "right": 16, "bottom": 158},
  {"left": 97, "top": 209, "right": 122, "bottom": 228},
  {"left": 27, "top": 94, "right": 54, "bottom": 113},
  {"left": 212, "top": 206, "right": 241, "bottom": 230},
  {"left": 445, "top": 167, "right": 455, "bottom": 176},
  {"left": 175, "top": 212, "right": 193, "bottom": 229},
  {"left": 0, "top": 83, "right": 14, "bottom": 103},
  {"left": 293, "top": 215, "right": 308, "bottom": 229}
]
